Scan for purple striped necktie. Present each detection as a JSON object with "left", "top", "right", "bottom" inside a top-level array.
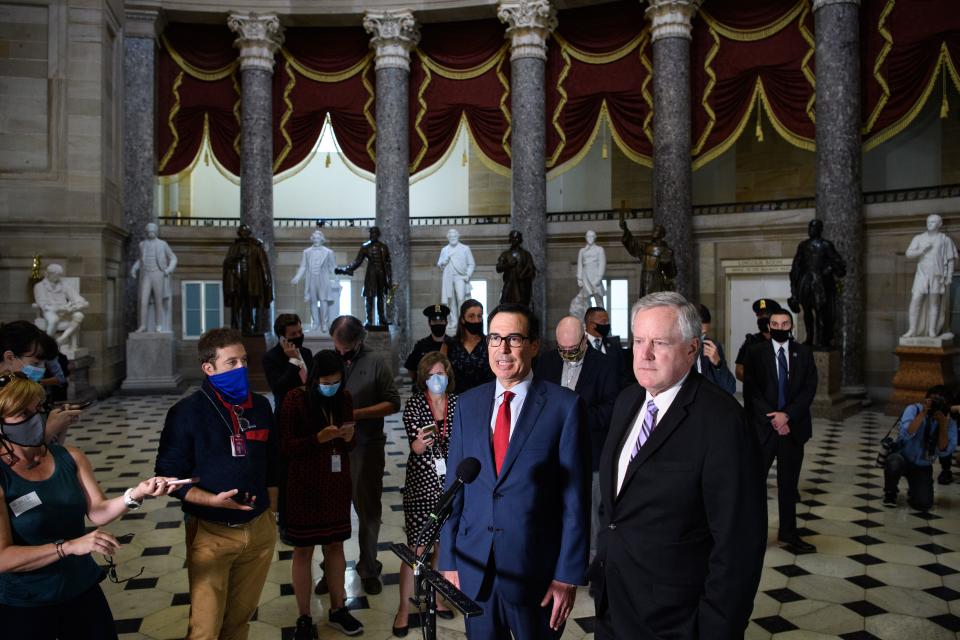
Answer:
[{"left": 629, "top": 399, "right": 658, "bottom": 461}]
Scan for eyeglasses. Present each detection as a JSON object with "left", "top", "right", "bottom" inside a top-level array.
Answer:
[
  {"left": 0, "top": 372, "right": 28, "bottom": 388},
  {"left": 105, "top": 534, "right": 144, "bottom": 584},
  {"left": 232, "top": 406, "right": 252, "bottom": 432},
  {"left": 487, "top": 334, "right": 529, "bottom": 348}
]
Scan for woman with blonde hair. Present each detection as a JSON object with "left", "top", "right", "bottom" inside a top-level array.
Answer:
[
  {"left": 393, "top": 351, "right": 458, "bottom": 636},
  {"left": 0, "top": 373, "right": 177, "bottom": 638}
]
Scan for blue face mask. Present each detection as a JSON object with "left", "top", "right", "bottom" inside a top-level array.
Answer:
[
  {"left": 317, "top": 381, "right": 341, "bottom": 397},
  {"left": 208, "top": 367, "right": 250, "bottom": 403},
  {"left": 426, "top": 373, "right": 448, "bottom": 395},
  {"left": 20, "top": 363, "right": 45, "bottom": 383}
]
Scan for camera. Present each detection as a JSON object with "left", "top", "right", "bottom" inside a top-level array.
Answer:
[
  {"left": 929, "top": 396, "right": 951, "bottom": 417},
  {"left": 876, "top": 436, "right": 900, "bottom": 468}
]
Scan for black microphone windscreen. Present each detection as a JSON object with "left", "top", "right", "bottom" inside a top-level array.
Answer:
[{"left": 457, "top": 457, "right": 481, "bottom": 484}]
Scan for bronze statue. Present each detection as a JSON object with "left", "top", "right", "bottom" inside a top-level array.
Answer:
[
  {"left": 620, "top": 214, "right": 676, "bottom": 299},
  {"left": 223, "top": 224, "right": 273, "bottom": 336},
  {"left": 336, "top": 226, "right": 393, "bottom": 328},
  {"left": 496, "top": 230, "right": 537, "bottom": 306},
  {"left": 788, "top": 219, "right": 846, "bottom": 350}
]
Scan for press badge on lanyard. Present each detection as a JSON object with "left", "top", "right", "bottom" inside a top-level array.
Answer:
[
  {"left": 433, "top": 457, "right": 447, "bottom": 477},
  {"left": 231, "top": 434, "right": 247, "bottom": 457},
  {"left": 331, "top": 453, "right": 342, "bottom": 473}
]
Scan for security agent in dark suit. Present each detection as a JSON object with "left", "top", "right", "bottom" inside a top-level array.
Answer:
[
  {"left": 694, "top": 304, "right": 736, "bottom": 395},
  {"left": 585, "top": 307, "right": 635, "bottom": 389},
  {"left": 735, "top": 298, "right": 781, "bottom": 382},
  {"left": 594, "top": 292, "right": 766, "bottom": 640},
  {"left": 534, "top": 316, "right": 618, "bottom": 561},
  {"left": 742, "top": 307, "right": 818, "bottom": 554},
  {"left": 262, "top": 313, "right": 313, "bottom": 413}
]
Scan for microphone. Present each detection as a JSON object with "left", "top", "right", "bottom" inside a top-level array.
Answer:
[{"left": 429, "top": 457, "right": 481, "bottom": 523}]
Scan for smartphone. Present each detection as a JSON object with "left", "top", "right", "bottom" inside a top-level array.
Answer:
[
  {"left": 55, "top": 400, "right": 92, "bottom": 410},
  {"left": 340, "top": 421, "right": 356, "bottom": 431},
  {"left": 420, "top": 424, "right": 436, "bottom": 436},
  {"left": 166, "top": 478, "right": 196, "bottom": 486}
]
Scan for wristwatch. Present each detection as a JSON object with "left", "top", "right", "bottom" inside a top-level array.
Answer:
[{"left": 123, "top": 488, "right": 143, "bottom": 510}]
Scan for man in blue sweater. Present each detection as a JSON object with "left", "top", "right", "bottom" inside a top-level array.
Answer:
[{"left": 156, "top": 327, "right": 279, "bottom": 640}]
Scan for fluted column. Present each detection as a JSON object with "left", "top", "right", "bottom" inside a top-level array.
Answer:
[
  {"left": 645, "top": 0, "right": 700, "bottom": 298},
  {"left": 814, "top": 0, "right": 863, "bottom": 386},
  {"left": 228, "top": 13, "right": 283, "bottom": 254},
  {"left": 364, "top": 10, "right": 419, "bottom": 353},
  {"left": 123, "top": 5, "right": 163, "bottom": 332},
  {"left": 498, "top": 0, "right": 556, "bottom": 322}
]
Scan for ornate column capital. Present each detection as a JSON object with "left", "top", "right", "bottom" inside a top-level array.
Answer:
[
  {"left": 124, "top": 1, "right": 165, "bottom": 40},
  {"left": 812, "top": 0, "right": 860, "bottom": 11},
  {"left": 497, "top": 0, "right": 558, "bottom": 61},
  {"left": 227, "top": 12, "right": 284, "bottom": 73},
  {"left": 644, "top": 0, "right": 702, "bottom": 42},
  {"left": 363, "top": 11, "right": 420, "bottom": 71}
]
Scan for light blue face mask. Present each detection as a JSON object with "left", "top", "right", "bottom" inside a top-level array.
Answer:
[
  {"left": 20, "top": 363, "right": 45, "bottom": 383},
  {"left": 426, "top": 374, "right": 448, "bottom": 395},
  {"left": 317, "top": 381, "right": 341, "bottom": 397}
]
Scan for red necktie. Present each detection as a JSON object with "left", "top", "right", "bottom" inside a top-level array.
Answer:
[{"left": 493, "top": 391, "right": 514, "bottom": 475}]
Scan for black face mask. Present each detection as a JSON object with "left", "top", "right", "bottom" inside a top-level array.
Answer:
[
  {"left": 757, "top": 317, "right": 770, "bottom": 333},
  {"left": 430, "top": 324, "right": 447, "bottom": 338},
  {"left": 463, "top": 321, "right": 483, "bottom": 336},
  {"left": 289, "top": 336, "right": 305, "bottom": 349},
  {"left": 769, "top": 329, "right": 791, "bottom": 343},
  {"left": 339, "top": 344, "right": 361, "bottom": 363},
  {"left": 594, "top": 323, "right": 611, "bottom": 338}
]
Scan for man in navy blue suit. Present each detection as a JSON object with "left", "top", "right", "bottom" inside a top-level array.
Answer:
[{"left": 440, "top": 303, "right": 590, "bottom": 640}]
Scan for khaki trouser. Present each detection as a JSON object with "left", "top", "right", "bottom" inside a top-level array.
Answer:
[{"left": 185, "top": 510, "right": 277, "bottom": 640}]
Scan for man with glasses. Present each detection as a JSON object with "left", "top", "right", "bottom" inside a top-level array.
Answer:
[
  {"left": 156, "top": 327, "right": 280, "bottom": 640},
  {"left": 441, "top": 304, "right": 590, "bottom": 639}
]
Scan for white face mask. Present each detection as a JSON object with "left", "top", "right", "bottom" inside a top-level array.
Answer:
[{"left": 426, "top": 373, "right": 448, "bottom": 395}]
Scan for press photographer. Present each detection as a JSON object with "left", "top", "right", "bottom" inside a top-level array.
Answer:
[{"left": 883, "top": 386, "right": 958, "bottom": 511}]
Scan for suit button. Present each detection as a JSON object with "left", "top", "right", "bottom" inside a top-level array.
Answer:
[
  {"left": 493, "top": 492, "right": 503, "bottom": 499},
  {"left": 608, "top": 523, "right": 617, "bottom": 531},
  {"left": 487, "top": 526, "right": 494, "bottom": 532}
]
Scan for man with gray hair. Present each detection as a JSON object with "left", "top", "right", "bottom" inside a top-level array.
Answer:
[{"left": 594, "top": 292, "right": 765, "bottom": 639}]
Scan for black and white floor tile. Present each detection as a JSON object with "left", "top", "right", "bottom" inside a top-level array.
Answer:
[{"left": 70, "top": 393, "right": 960, "bottom": 639}]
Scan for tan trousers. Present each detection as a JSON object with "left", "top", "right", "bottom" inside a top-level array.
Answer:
[{"left": 185, "top": 511, "right": 277, "bottom": 640}]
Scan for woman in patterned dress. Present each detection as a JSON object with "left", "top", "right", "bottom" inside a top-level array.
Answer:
[
  {"left": 447, "top": 299, "right": 493, "bottom": 394},
  {"left": 279, "top": 350, "right": 363, "bottom": 639},
  {"left": 393, "top": 351, "right": 458, "bottom": 636}
]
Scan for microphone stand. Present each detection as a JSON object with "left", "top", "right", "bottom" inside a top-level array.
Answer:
[{"left": 390, "top": 508, "right": 482, "bottom": 640}]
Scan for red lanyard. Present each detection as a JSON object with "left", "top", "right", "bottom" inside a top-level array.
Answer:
[{"left": 427, "top": 394, "right": 448, "bottom": 440}]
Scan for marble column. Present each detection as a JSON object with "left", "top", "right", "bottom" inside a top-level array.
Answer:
[
  {"left": 498, "top": 0, "right": 556, "bottom": 323},
  {"left": 363, "top": 11, "right": 419, "bottom": 355},
  {"left": 122, "top": 6, "right": 163, "bottom": 332},
  {"left": 814, "top": 0, "right": 863, "bottom": 386},
  {"left": 645, "top": 0, "right": 701, "bottom": 299},
  {"left": 228, "top": 13, "right": 284, "bottom": 255}
]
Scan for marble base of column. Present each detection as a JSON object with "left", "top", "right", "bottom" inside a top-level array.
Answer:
[
  {"left": 240, "top": 67, "right": 275, "bottom": 255},
  {"left": 510, "top": 56, "right": 547, "bottom": 322}
]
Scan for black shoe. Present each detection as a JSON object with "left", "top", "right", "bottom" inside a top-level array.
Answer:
[
  {"left": 882, "top": 492, "right": 897, "bottom": 507},
  {"left": 939, "top": 470, "right": 954, "bottom": 485},
  {"left": 314, "top": 575, "right": 328, "bottom": 595},
  {"left": 779, "top": 535, "right": 816, "bottom": 554},
  {"left": 294, "top": 614, "right": 318, "bottom": 640},
  {"left": 435, "top": 609, "right": 455, "bottom": 620},
  {"left": 392, "top": 625, "right": 408, "bottom": 638},
  {"left": 329, "top": 607, "right": 364, "bottom": 636},
  {"left": 362, "top": 575, "right": 383, "bottom": 595}
]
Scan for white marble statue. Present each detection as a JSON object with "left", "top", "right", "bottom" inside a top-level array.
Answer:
[
  {"left": 437, "top": 228, "right": 476, "bottom": 335},
  {"left": 569, "top": 230, "right": 607, "bottom": 318},
  {"left": 292, "top": 229, "right": 339, "bottom": 333},
  {"left": 33, "top": 264, "right": 89, "bottom": 354},
  {"left": 903, "top": 214, "right": 959, "bottom": 339},
  {"left": 131, "top": 222, "right": 178, "bottom": 332}
]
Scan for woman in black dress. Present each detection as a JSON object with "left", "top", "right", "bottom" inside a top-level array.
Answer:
[
  {"left": 393, "top": 351, "right": 457, "bottom": 636},
  {"left": 279, "top": 351, "right": 363, "bottom": 639},
  {"left": 447, "top": 299, "right": 493, "bottom": 393}
]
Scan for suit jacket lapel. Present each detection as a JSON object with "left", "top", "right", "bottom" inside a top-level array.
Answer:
[
  {"left": 575, "top": 348, "right": 598, "bottom": 395},
  {"left": 605, "top": 390, "right": 646, "bottom": 505},
  {"left": 787, "top": 341, "right": 803, "bottom": 399},
  {"left": 472, "top": 383, "right": 498, "bottom": 485},
  {"left": 496, "top": 379, "right": 546, "bottom": 485},
  {"left": 616, "top": 374, "right": 700, "bottom": 502}
]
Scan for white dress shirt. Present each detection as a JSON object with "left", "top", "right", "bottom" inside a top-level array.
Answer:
[
  {"left": 489, "top": 371, "right": 534, "bottom": 439},
  {"left": 560, "top": 358, "right": 584, "bottom": 391},
  {"left": 616, "top": 373, "right": 689, "bottom": 494}
]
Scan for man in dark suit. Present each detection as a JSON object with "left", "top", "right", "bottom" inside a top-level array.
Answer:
[
  {"left": 585, "top": 306, "right": 634, "bottom": 389},
  {"left": 742, "top": 307, "right": 818, "bottom": 554},
  {"left": 534, "top": 315, "right": 618, "bottom": 562},
  {"left": 594, "top": 292, "right": 766, "bottom": 640},
  {"left": 262, "top": 313, "right": 312, "bottom": 413},
  {"left": 440, "top": 304, "right": 590, "bottom": 640},
  {"left": 694, "top": 304, "right": 736, "bottom": 395}
]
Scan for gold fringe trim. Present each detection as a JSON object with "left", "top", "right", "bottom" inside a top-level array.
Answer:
[
  {"left": 157, "top": 70, "right": 184, "bottom": 173},
  {"left": 639, "top": 28, "right": 654, "bottom": 144},
  {"left": 410, "top": 50, "right": 432, "bottom": 173},
  {"left": 231, "top": 71, "right": 241, "bottom": 158},
  {"left": 419, "top": 45, "right": 508, "bottom": 80},
  {"left": 462, "top": 115, "right": 512, "bottom": 177},
  {"left": 607, "top": 101, "right": 653, "bottom": 167},
  {"left": 410, "top": 114, "right": 469, "bottom": 184},
  {"left": 281, "top": 48, "right": 373, "bottom": 83},
  {"left": 546, "top": 45, "right": 572, "bottom": 168},
  {"left": 361, "top": 61, "right": 377, "bottom": 166},
  {"left": 692, "top": 26, "right": 719, "bottom": 155},
  {"left": 756, "top": 80, "right": 814, "bottom": 150},
  {"left": 547, "top": 100, "right": 607, "bottom": 178},
  {"left": 798, "top": 2, "right": 816, "bottom": 124},
  {"left": 272, "top": 60, "right": 296, "bottom": 173},
  {"left": 497, "top": 53, "right": 512, "bottom": 160},
  {"left": 158, "top": 116, "right": 241, "bottom": 185},
  {"left": 700, "top": 0, "right": 804, "bottom": 42},
  {"left": 160, "top": 33, "right": 238, "bottom": 81},
  {"left": 552, "top": 31, "right": 642, "bottom": 65},
  {"left": 864, "top": 0, "right": 896, "bottom": 134}
]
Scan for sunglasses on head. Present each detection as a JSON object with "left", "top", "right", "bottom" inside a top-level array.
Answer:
[{"left": 0, "top": 371, "right": 28, "bottom": 388}]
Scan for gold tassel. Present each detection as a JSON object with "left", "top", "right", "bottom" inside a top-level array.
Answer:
[
  {"left": 325, "top": 152, "right": 332, "bottom": 168},
  {"left": 461, "top": 149, "right": 468, "bottom": 166},
  {"left": 204, "top": 149, "right": 210, "bottom": 166},
  {"left": 755, "top": 100, "right": 764, "bottom": 142},
  {"left": 941, "top": 64, "right": 950, "bottom": 119},
  {"left": 601, "top": 142, "right": 608, "bottom": 159},
  {"left": 601, "top": 118, "right": 608, "bottom": 159}
]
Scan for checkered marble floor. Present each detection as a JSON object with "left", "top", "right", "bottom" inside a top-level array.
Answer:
[{"left": 67, "top": 393, "right": 960, "bottom": 639}]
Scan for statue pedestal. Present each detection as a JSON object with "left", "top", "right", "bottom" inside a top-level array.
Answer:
[
  {"left": 242, "top": 335, "right": 270, "bottom": 394},
  {"left": 887, "top": 342, "right": 959, "bottom": 415},
  {"left": 67, "top": 354, "right": 97, "bottom": 403},
  {"left": 121, "top": 332, "right": 183, "bottom": 394},
  {"left": 811, "top": 350, "right": 858, "bottom": 421}
]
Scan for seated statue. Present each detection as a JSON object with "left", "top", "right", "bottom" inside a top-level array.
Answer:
[{"left": 33, "top": 263, "right": 89, "bottom": 355}]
